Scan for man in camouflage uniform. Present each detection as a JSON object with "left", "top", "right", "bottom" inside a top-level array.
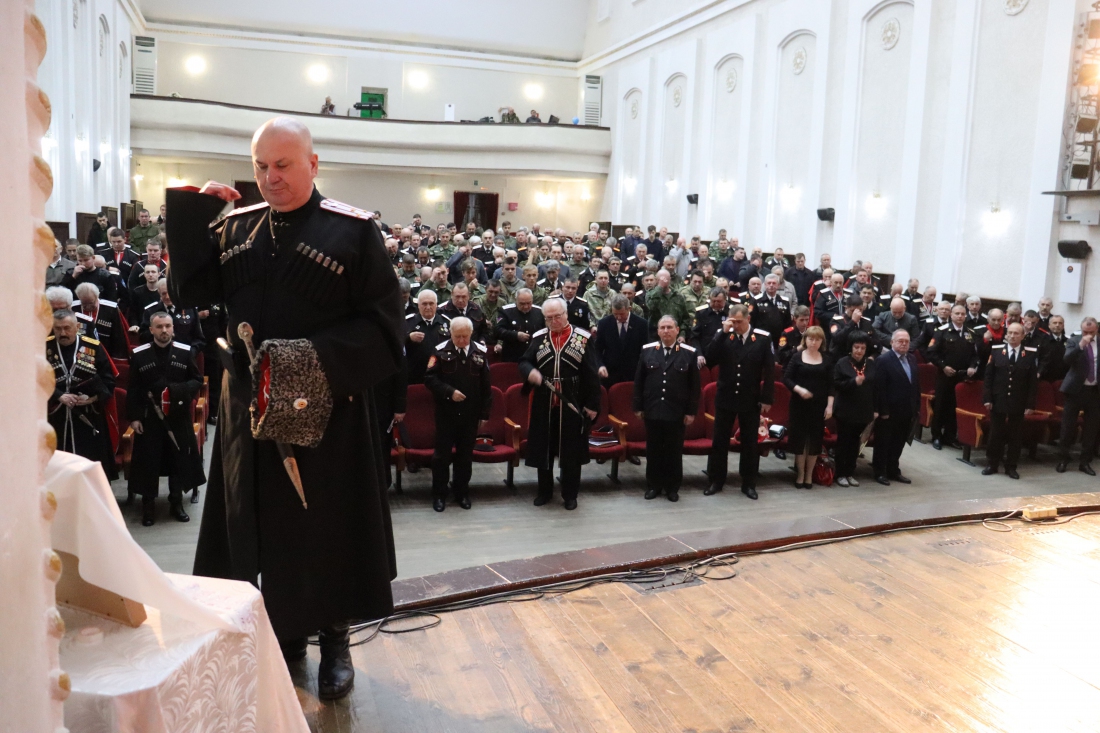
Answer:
[
  {"left": 420, "top": 266, "right": 453, "bottom": 302},
  {"left": 680, "top": 270, "right": 709, "bottom": 312},
  {"left": 428, "top": 230, "right": 457, "bottom": 264},
  {"left": 521, "top": 264, "right": 548, "bottom": 306},
  {"left": 585, "top": 270, "right": 615, "bottom": 326},
  {"left": 645, "top": 269, "right": 692, "bottom": 340}
]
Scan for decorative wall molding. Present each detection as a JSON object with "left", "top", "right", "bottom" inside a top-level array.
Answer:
[{"left": 881, "top": 17, "right": 901, "bottom": 50}]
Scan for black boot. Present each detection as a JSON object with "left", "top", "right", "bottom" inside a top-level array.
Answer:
[
  {"left": 279, "top": 636, "right": 308, "bottom": 663},
  {"left": 169, "top": 501, "right": 189, "bottom": 522},
  {"left": 141, "top": 498, "right": 155, "bottom": 526},
  {"left": 318, "top": 623, "right": 354, "bottom": 700},
  {"left": 190, "top": 487, "right": 201, "bottom": 504}
]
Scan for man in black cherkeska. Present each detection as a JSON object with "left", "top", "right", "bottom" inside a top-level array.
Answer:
[{"left": 167, "top": 117, "right": 404, "bottom": 701}]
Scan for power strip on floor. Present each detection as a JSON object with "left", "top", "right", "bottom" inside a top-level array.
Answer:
[{"left": 1023, "top": 506, "right": 1058, "bottom": 521}]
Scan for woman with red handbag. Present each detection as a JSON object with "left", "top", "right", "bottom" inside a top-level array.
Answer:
[
  {"left": 832, "top": 331, "right": 877, "bottom": 486},
  {"left": 782, "top": 326, "right": 834, "bottom": 488}
]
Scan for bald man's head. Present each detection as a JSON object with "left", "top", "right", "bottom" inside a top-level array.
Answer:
[{"left": 251, "top": 117, "right": 318, "bottom": 212}]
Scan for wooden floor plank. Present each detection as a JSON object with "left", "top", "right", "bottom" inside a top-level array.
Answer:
[{"left": 510, "top": 601, "right": 637, "bottom": 733}]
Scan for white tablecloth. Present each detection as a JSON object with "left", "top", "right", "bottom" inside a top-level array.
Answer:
[
  {"left": 61, "top": 575, "right": 308, "bottom": 733},
  {"left": 46, "top": 451, "right": 309, "bottom": 733}
]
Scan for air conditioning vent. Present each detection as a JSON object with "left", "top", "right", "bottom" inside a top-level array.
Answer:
[
  {"left": 134, "top": 35, "right": 156, "bottom": 95},
  {"left": 584, "top": 75, "right": 602, "bottom": 126}
]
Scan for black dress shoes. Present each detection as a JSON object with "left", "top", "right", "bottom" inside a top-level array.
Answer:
[
  {"left": 891, "top": 474, "right": 912, "bottom": 484},
  {"left": 190, "top": 488, "right": 201, "bottom": 504},
  {"left": 774, "top": 449, "right": 787, "bottom": 460},
  {"left": 279, "top": 636, "right": 308, "bottom": 663},
  {"left": 1081, "top": 463, "right": 1097, "bottom": 477},
  {"left": 667, "top": 491, "right": 679, "bottom": 502},
  {"left": 741, "top": 485, "right": 758, "bottom": 500},
  {"left": 457, "top": 497, "right": 472, "bottom": 510},
  {"left": 124, "top": 490, "right": 135, "bottom": 506},
  {"left": 703, "top": 484, "right": 723, "bottom": 496},
  {"left": 1056, "top": 461, "right": 1068, "bottom": 473},
  {"left": 875, "top": 476, "right": 891, "bottom": 486},
  {"left": 433, "top": 498, "right": 445, "bottom": 512},
  {"left": 169, "top": 503, "right": 189, "bottom": 522},
  {"left": 982, "top": 466, "right": 998, "bottom": 476},
  {"left": 318, "top": 623, "right": 355, "bottom": 700},
  {"left": 932, "top": 439, "right": 942, "bottom": 450},
  {"left": 141, "top": 500, "right": 155, "bottom": 526},
  {"left": 627, "top": 455, "right": 642, "bottom": 466},
  {"left": 563, "top": 498, "right": 578, "bottom": 510},
  {"left": 533, "top": 494, "right": 551, "bottom": 506},
  {"left": 1005, "top": 468, "right": 1020, "bottom": 480},
  {"left": 644, "top": 488, "right": 660, "bottom": 500}
]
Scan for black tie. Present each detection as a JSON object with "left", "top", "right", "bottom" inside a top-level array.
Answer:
[
  {"left": 664, "top": 347, "right": 670, "bottom": 359},
  {"left": 1010, "top": 349, "right": 1016, "bottom": 365}
]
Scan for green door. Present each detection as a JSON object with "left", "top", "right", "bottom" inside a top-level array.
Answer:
[{"left": 360, "top": 91, "right": 386, "bottom": 119}]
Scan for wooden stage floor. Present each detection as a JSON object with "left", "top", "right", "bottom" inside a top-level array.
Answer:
[{"left": 292, "top": 513, "right": 1100, "bottom": 732}]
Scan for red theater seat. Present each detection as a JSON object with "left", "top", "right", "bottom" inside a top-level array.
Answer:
[
  {"left": 607, "top": 382, "right": 646, "bottom": 459},
  {"left": 954, "top": 380, "right": 989, "bottom": 465},
  {"left": 489, "top": 361, "right": 521, "bottom": 392},
  {"left": 394, "top": 385, "right": 438, "bottom": 483},
  {"left": 588, "top": 386, "right": 624, "bottom": 482},
  {"left": 472, "top": 386, "right": 519, "bottom": 489},
  {"left": 503, "top": 383, "right": 530, "bottom": 459}
]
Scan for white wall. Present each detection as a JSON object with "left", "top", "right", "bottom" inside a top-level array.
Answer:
[
  {"left": 35, "top": 0, "right": 136, "bottom": 229},
  {"left": 588, "top": 0, "right": 1084, "bottom": 313},
  {"left": 152, "top": 35, "right": 581, "bottom": 124},
  {"left": 133, "top": 157, "right": 604, "bottom": 233}
]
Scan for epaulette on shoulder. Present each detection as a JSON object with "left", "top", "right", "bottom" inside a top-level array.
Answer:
[
  {"left": 132, "top": 342, "right": 151, "bottom": 352},
  {"left": 861, "top": 316, "right": 871, "bottom": 322},
  {"left": 75, "top": 311, "right": 93, "bottom": 322},
  {"left": 80, "top": 335, "right": 100, "bottom": 345},
  {"left": 753, "top": 328, "right": 770, "bottom": 336},
  {"left": 575, "top": 327, "right": 591, "bottom": 338},
  {"left": 405, "top": 312, "right": 417, "bottom": 319},
  {"left": 938, "top": 323, "right": 950, "bottom": 330},
  {"left": 533, "top": 328, "right": 548, "bottom": 337},
  {"left": 46, "top": 335, "right": 55, "bottom": 342},
  {"left": 779, "top": 295, "right": 790, "bottom": 301},
  {"left": 924, "top": 317, "right": 934, "bottom": 322},
  {"left": 532, "top": 304, "right": 542, "bottom": 309},
  {"left": 992, "top": 344, "right": 1005, "bottom": 349},
  {"left": 973, "top": 324, "right": 987, "bottom": 330},
  {"left": 783, "top": 326, "right": 795, "bottom": 333},
  {"left": 439, "top": 313, "right": 452, "bottom": 321},
  {"left": 680, "top": 344, "right": 696, "bottom": 352},
  {"left": 320, "top": 198, "right": 374, "bottom": 221},
  {"left": 644, "top": 341, "right": 660, "bottom": 349},
  {"left": 752, "top": 292, "right": 764, "bottom": 300},
  {"left": 503, "top": 303, "right": 516, "bottom": 309},
  {"left": 474, "top": 341, "right": 487, "bottom": 352},
  {"left": 99, "top": 299, "right": 117, "bottom": 308},
  {"left": 833, "top": 315, "right": 844, "bottom": 320},
  {"left": 172, "top": 341, "right": 189, "bottom": 350},
  {"left": 1024, "top": 346, "right": 1038, "bottom": 352},
  {"left": 224, "top": 201, "right": 269, "bottom": 219},
  {"left": 696, "top": 304, "right": 708, "bottom": 311},
  {"left": 145, "top": 301, "right": 160, "bottom": 310},
  {"left": 435, "top": 340, "right": 450, "bottom": 350},
  {"left": 575, "top": 297, "right": 588, "bottom": 304}
]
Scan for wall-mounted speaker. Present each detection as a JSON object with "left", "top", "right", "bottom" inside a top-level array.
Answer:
[
  {"left": 817, "top": 208, "right": 835, "bottom": 222},
  {"left": 686, "top": 194, "right": 699, "bottom": 204},
  {"left": 1058, "top": 240, "right": 1092, "bottom": 259}
]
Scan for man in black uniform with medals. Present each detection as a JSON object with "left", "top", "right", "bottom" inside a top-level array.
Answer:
[
  {"left": 519, "top": 297, "right": 601, "bottom": 510},
  {"left": 126, "top": 312, "right": 206, "bottom": 525},
  {"left": 46, "top": 309, "right": 117, "bottom": 481},
  {"left": 928, "top": 304, "right": 979, "bottom": 450},
  {"left": 634, "top": 316, "right": 700, "bottom": 501},
  {"left": 981, "top": 322, "right": 1038, "bottom": 479},
  {"left": 495, "top": 288, "right": 544, "bottom": 362},
  {"left": 424, "top": 317, "right": 492, "bottom": 512},
  {"left": 167, "top": 117, "right": 404, "bottom": 700},
  {"left": 405, "top": 289, "right": 452, "bottom": 384},
  {"left": 704, "top": 304, "right": 774, "bottom": 499}
]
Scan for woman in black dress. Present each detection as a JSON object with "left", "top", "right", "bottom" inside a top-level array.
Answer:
[
  {"left": 832, "top": 332, "right": 877, "bottom": 486},
  {"left": 782, "top": 325, "right": 833, "bottom": 488}
]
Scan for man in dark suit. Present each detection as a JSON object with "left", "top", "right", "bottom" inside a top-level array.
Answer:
[
  {"left": 981, "top": 323, "right": 1038, "bottom": 479},
  {"left": 595, "top": 295, "right": 648, "bottom": 385},
  {"left": 704, "top": 304, "right": 774, "bottom": 500},
  {"left": 872, "top": 329, "right": 922, "bottom": 485},
  {"left": 633, "top": 316, "right": 700, "bottom": 501},
  {"left": 1056, "top": 317, "right": 1100, "bottom": 475}
]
